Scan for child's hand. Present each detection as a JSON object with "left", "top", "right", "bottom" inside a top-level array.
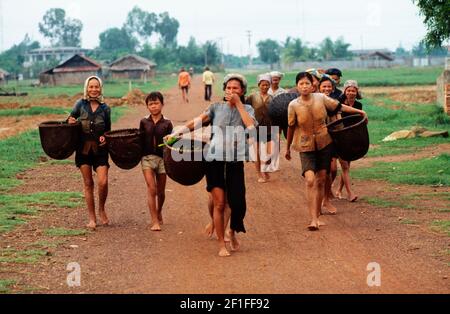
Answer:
[{"left": 285, "top": 149, "right": 292, "bottom": 161}]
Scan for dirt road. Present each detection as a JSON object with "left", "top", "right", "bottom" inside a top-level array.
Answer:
[{"left": 1, "top": 76, "right": 449, "bottom": 294}]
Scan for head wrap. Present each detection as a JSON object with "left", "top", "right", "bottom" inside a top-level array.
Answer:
[
  {"left": 223, "top": 73, "right": 248, "bottom": 95},
  {"left": 258, "top": 73, "right": 272, "bottom": 85},
  {"left": 83, "top": 76, "right": 104, "bottom": 103},
  {"left": 305, "top": 68, "right": 323, "bottom": 81},
  {"left": 343, "top": 80, "right": 362, "bottom": 99},
  {"left": 270, "top": 71, "right": 284, "bottom": 79}
]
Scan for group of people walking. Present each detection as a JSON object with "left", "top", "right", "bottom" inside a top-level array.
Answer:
[{"left": 67, "top": 67, "right": 367, "bottom": 257}]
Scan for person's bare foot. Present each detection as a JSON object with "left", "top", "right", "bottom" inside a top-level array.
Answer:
[
  {"left": 158, "top": 213, "right": 164, "bottom": 225},
  {"left": 230, "top": 234, "right": 240, "bottom": 252},
  {"left": 322, "top": 202, "right": 337, "bottom": 215},
  {"left": 348, "top": 194, "right": 358, "bottom": 202},
  {"left": 308, "top": 221, "right": 319, "bottom": 231},
  {"left": 99, "top": 211, "right": 110, "bottom": 226},
  {"left": 205, "top": 222, "right": 215, "bottom": 238},
  {"left": 86, "top": 221, "right": 97, "bottom": 230},
  {"left": 258, "top": 177, "right": 267, "bottom": 183},
  {"left": 150, "top": 223, "right": 162, "bottom": 231},
  {"left": 218, "top": 247, "right": 231, "bottom": 257},
  {"left": 335, "top": 190, "right": 343, "bottom": 200}
]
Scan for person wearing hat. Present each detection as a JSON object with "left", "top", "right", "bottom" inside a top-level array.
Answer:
[
  {"left": 269, "top": 71, "right": 287, "bottom": 97},
  {"left": 246, "top": 73, "right": 275, "bottom": 183},
  {"left": 285, "top": 72, "right": 367, "bottom": 231},
  {"left": 166, "top": 73, "right": 257, "bottom": 257},
  {"left": 67, "top": 76, "right": 111, "bottom": 230},
  {"left": 326, "top": 68, "right": 344, "bottom": 99},
  {"left": 335, "top": 80, "right": 363, "bottom": 203}
]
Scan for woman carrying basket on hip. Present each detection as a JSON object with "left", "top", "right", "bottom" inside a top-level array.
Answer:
[
  {"left": 285, "top": 72, "right": 367, "bottom": 231},
  {"left": 67, "top": 76, "right": 111, "bottom": 230}
]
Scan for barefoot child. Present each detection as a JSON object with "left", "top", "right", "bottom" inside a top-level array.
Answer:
[
  {"left": 140, "top": 92, "right": 173, "bottom": 231},
  {"left": 68, "top": 76, "right": 111, "bottom": 230},
  {"left": 285, "top": 72, "right": 367, "bottom": 231}
]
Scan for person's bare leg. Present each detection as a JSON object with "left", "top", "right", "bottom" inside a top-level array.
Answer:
[
  {"left": 211, "top": 188, "right": 230, "bottom": 257},
  {"left": 143, "top": 169, "right": 161, "bottom": 231},
  {"left": 156, "top": 174, "right": 167, "bottom": 225},
  {"left": 340, "top": 160, "right": 358, "bottom": 202},
  {"left": 96, "top": 166, "right": 109, "bottom": 226},
  {"left": 205, "top": 193, "right": 215, "bottom": 238},
  {"left": 316, "top": 170, "right": 330, "bottom": 225},
  {"left": 80, "top": 166, "right": 96, "bottom": 229},
  {"left": 229, "top": 229, "right": 240, "bottom": 252},
  {"left": 329, "top": 158, "right": 338, "bottom": 199},
  {"left": 323, "top": 163, "right": 337, "bottom": 215},
  {"left": 224, "top": 203, "right": 231, "bottom": 242},
  {"left": 304, "top": 171, "right": 319, "bottom": 230},
  {"left": 255, "top": 143, "right": 266, "bottom": 183}
]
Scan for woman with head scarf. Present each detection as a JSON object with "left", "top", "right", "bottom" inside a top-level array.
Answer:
[
  {"left": 68, "top": 76, "right": 111, "bottom": 229},
  {"left": 246, "top": 73, "right": 274, "bottom": 183},
  {"left": 166, "top": 73, "right": 257, "bottom": 257},
  {"left": 335, "top": 80, "right": 364, "bottom": 202},
  {"left": 285, "top": 72, "right": 367, "bottom": 231},
  {"left": 268, "top": 71, "right": 287, "bottom": 97}
]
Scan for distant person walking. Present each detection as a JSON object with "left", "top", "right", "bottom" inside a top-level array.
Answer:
[
  {"left": 178, "top": 67, "right": 191, "bottom": 104},
  {"left": 202, "top": 67, "right": 215, "bottom": 101}
]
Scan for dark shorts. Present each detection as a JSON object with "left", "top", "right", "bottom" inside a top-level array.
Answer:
[
  {"left": 181, "top": 86, "right": 189, "bottom": 93},
  {"left": 256, "top": 127, "right": 272, "bottom": 143},
  {"left": 206, "top": 161, "right": 244, "bottom": 192},
  {"left": 75, "top": 150, "right": 110, "bottom": 171},
  {"left": 205, "top": 161, "right": 247, "bottom": 233},
  {"left": 300, "top": 144, "right": 334, "bottom": 177}
]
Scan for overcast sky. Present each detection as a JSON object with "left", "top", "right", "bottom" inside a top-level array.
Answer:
[{"left": 1, "top": 0, "right": 428, "bottom": 55}]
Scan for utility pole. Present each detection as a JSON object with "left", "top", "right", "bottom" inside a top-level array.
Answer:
[{"left": 246, "top": 30, "right": 252, "bottom": 67}]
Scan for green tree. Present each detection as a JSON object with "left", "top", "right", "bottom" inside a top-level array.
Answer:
[
  {"left": 413, "top": 0, "right": 450, "bottom": 49},
  {"left": 257, "top": 39, "right": 281, "bottom": 69},
  {"left": 333, "top": 37, "right": 352, "bottom": 59},
  {"left": 281, "top": 37, "right": 315, "bottom": 64},
  {"left": 0, "top": 35, "right": 40, "bottom": 75},
  {"left": 124, "top": 6, "right": 157, "bottom": 45},
  {"left": 178, "top": 37, "right": 203, "bottom": 65},
  {"left": 319, "top": 37, "right": 335, "bottom": 61},
  {"left": 203, "top": 41, "right": 220, "bottom": 66},
  {"left": 60, "top": 18, "right": 83, "bottom": 47},
  {"left": 38, "top": 8, "right": 83, "bottom": 47},
  {"left": 156, "top": 12, "right": 180, "bottom": 48},
  {"left": 99, "top": 27, "right": 138, "bottom": 55}
]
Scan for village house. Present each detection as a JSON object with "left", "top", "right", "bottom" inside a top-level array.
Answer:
[
  {"left": 39, "top": 54, "right": 102, "bottom": 86},
  {"left": 108, "top": 54, "right": 156, "bottom": 81}
]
